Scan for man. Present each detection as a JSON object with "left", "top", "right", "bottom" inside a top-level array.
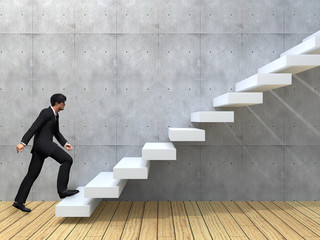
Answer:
[{"left": 14, "top": 93, "right": 79, "bottom": 212}]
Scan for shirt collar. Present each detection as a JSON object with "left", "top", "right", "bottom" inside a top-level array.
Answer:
[{"left": 50, "top": 106, "right": 57, "bottom": 117}]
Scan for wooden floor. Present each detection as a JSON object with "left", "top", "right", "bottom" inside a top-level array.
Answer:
[{"left": 1, "top": 201, "right": 320, "bottom": 239}]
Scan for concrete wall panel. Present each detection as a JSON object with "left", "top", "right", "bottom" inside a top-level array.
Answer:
[
  {"left": 118, "top": 0, "right": 159, "bottom": 34},
  {"left": 284, "top": 70, "right": 320, "bottom": 145},
  {"left": 284, "top": 0, "right": 320, "bottom": 34},
  {"left": 154, "top": 146, "right": 201, "bottom": 200},
  {"left": 75, "top": 0, "right": 116, "bottom": 33},
  {"left": 117, "top": 34, "right": 160, "bottom": 145},
  {"left": 0, "top": 146, "right": 30, "bottom": 201},
  {"left": 242, "top": 34, "right": 284, "bottom": 79},
  {"left": 242, "top": 91, "right": 285, "bottom": 145},
  {"left": 242, "top": 146, "right": 284, "bottom": 200},
  {"left": 201, "top": 0, "right": 243, "bottom": 33},
  {"left": 159, "top": 0, "right": 200, "bottom": 33},
  {"left": 0, "top": 0, "right": 32, "bottom": 33},
  {"left": 243, "top": 0, "right": 284, "bottom": 34},
  {"left": 33, "top": 0, "right": 75, "bottom": 33},
  {"left": 201, "top": 34, "right": 242, "bottom": 109},
  {"left": 0, "top": 35, "right": 33, "bottom": 145},
  {"left": 158, "top": 34, "right": 201, "bottom": 140},
  {"left": 284, "top": 146, "right": 320, "bottom": 200},
  {"left": 201, "top": 146, "right": 243, "bottom": 200}
]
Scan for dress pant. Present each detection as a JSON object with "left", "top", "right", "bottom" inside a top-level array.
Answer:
[{"left": 15, "top": 147, "right": 73, "bottom": 204}]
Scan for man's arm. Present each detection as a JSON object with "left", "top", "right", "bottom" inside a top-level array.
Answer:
[
  {"left": 17, "top": 109, "right": 50, "bottom": 153},
  {"left": 21, "top": 109, "right": 50, "bottom": 145},
  {"left": 54, "top": 119, "right": 72, "bottom": 151}
]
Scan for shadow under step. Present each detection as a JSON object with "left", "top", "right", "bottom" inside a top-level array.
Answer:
[{"left": 113, "top": 157, "right": 150, "bottom": 179}]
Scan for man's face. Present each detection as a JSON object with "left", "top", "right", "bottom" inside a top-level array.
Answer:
[{"left": 57, "top": 102, "right": 65, "bottom": 111}]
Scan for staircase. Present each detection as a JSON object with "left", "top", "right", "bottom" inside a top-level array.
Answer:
[{"left": 56, "top": 31, "right": 320, "bottom": 217}]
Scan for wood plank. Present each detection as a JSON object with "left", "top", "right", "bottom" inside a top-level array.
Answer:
[
  {"left": 46, "top": 216, "right": 82, "bottom": 240},
  {"left": 0, "top": 202, "right": 53, "bottom": 239},
  {"left": 197, "top": 201, "right": 231, "bottom": 240},
  {"left": 222, "top": 201, "right": 267, "bottom": 240},
  {"left": 85, "top": 201, "right": 119, "bottom": 238},
  {"left": 0, "top": 201, "right": 39, "bottom": 224},
  {"left": 247, "top": 201, "right": 303, "bottom": 240},
  {"left": 309, "top": 201, "right": 320, "bottom": 208},
  {"left": 102, "top": 201, "right": 132, "bottom": 240},
  {"left": 0, "top": 201, "right": 43, "bottom": 234},
  {"left": 300, "top": 201, "right": 320, "bottom": 216},
  {"left": 273, "top": 201, "right": 320, "bottom": 236},
  {"left": 184, "top": 201, "right": 212, "bottom": 240},
  {"left": 286, "top": 201, "right": 320, "bottom": 224},
  {"left": 28, "top": 213, "right": 67, "bottom": 239},
  {"left": 158, "top": 201, "right": 175, "bottom": 239},
  {"left": 171, "top": 201, "right": 193, "bottom": 240},
  {"left": 209, "top": 201, "right": 247, "bottom": 238},
  {"left": 65, "top": 201, "right": 107, "bottom": 239},
  {"left": 139, "top": 201, "right": 158, "bottom": 240},
  {"left": 0, "top": 202, "right": 12, "bottom": 213},
  {"left": 11, "top": 201, "right": 57, "bottom": 238},
  {"left": 235, "top": 202, "right": 285, "bottom": 240},
  {"left": 261, "top": 201, "right": 318, "bottom": 238},
  {"left": 120, "top": 201, "right": 145, "bottom": 240}
]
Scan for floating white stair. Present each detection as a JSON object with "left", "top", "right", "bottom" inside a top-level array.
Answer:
[
  {"left": 281, "top": 35, "right": 320, "bottom": 56},
  {"left": 142, "top": 142, "right": 176, "bottom": 160},
  {"left": 191, "top": 111, "right": 234, "bottom": 122},
  {"left": 213, "top": 92, "right": 263, "bottom": 107},
  {"left": 113, "top": 157, "right": 150, "bottom": 179},
  {"left": 235, "top": 74, "right": 292, "bottom": 92},
  {"left": 55, "top": 187, "right": 101, "bottom": 217},
  {"left": 303, "top": 30, "right": 320, "bottom": 41},
  {"left": 168, "top": 128, "right": 205, "bottom": 141},
  {"left": 258, "top": 55, "right": 320, "bottom": 74},
  {"left": 84, "top": 172, "right": 127, "bottom": 198}
]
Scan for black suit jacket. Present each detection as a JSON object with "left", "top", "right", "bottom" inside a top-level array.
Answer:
[{"left": 21, "top": 107, "right": 68, "bottom": 157}]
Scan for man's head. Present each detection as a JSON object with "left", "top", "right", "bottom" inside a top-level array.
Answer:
[{"left": 50, "top": 93, "right": 67, "bottom": 111}]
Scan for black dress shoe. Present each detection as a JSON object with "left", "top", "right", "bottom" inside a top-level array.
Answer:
[
  {"left": 59, "top": 189, "right": 79, "bottom": 199},
  {"left": 12, "top": 201, "right": 31, "bottom": 212}
]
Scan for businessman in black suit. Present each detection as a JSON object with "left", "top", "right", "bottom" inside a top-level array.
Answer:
[{"left": 14, "top": 94, "right": 79, "bottom": 212}]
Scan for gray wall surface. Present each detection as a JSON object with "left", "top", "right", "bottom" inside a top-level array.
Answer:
[{"left": 1, "top": 0, "right": 320, "bottom": 201}]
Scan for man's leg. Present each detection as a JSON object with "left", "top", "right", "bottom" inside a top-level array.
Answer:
[
  {"left": 15, "top": 152, "right": 45, "bottom": 204},
  {"left": 49, "top": 147, "right": 73, "bottom": 194}
]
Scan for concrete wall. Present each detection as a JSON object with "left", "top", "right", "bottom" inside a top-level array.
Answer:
[{"left": 1, "top": 0, "right": 320, "bottom": 201}]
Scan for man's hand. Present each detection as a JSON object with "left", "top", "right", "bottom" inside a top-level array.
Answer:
[
  {"left": 16, "top": 143, "right": 25, "bottom": 153},
  {"left": 65, "top": 143, "right": 73, "bottom": 151}
]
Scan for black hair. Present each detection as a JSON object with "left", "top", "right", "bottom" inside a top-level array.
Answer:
[{"left": 50, "top": 93, "right": 67, "bottom": 106}]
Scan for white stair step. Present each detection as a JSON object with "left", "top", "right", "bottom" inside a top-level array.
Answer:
[
  {"left": 55, "top": 187, "right": 101, "bottom": 217},
  {"left": 303, "top": 30, "right": 320, "bottom": 41},
  {"left": 168, "top": 128, "right": 205, "bottom": 141},
  {"left": 84, "top": 172, "right": 127, "bottom": 198},
  {"left": 113, "top": 157, "right": 150, "bottom": 179},
  {"left": 213, "top": 92, "right": 263, "bottom": 107},
  {"left": 191, "top": 111, "right": 234, "bottom": 122},
  {"left": 281, "top": 35, "right": 320, "bottom": 56},
  {"left": 235, "top": 73, "right": 292, "bottom": 92},
  {"left": 142, "top": 142, "right": 176, "bottom": 160},
  {"left": 258, "top": 55, "right": 320, "bottom": 74}
]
